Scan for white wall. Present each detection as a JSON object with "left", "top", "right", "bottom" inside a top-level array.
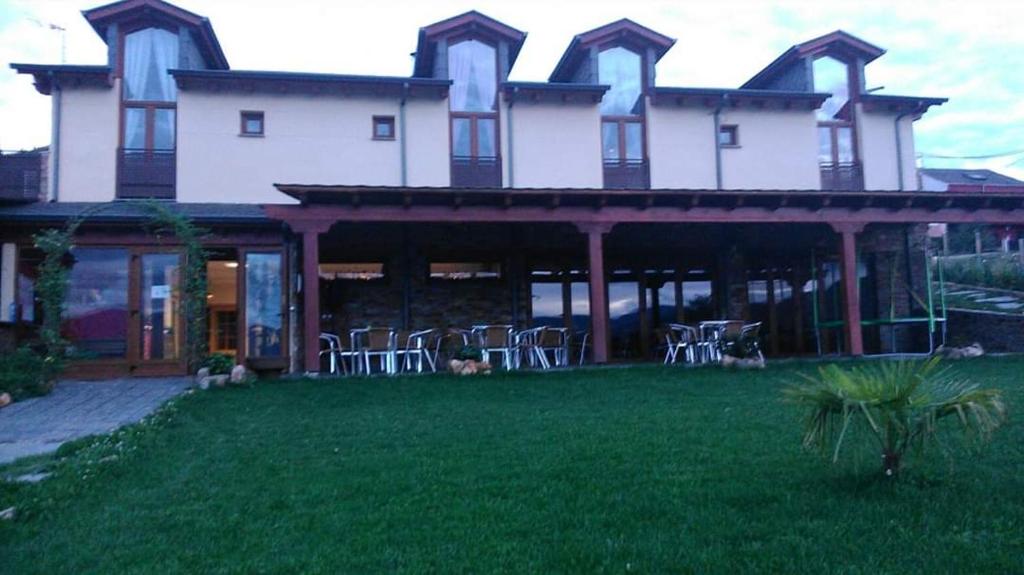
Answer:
[
  {"left": 857, "top": 105, "right": 919, "bottom": 191},
  {"left": 176, "top": 91, "right": 450, "bottom": 204},
  {"left": 647, "top": 105, "right": 717, "bottom": 189},
  {"left": 718, "top": 108, "right": 820, "bottom": 190},
  {"left": 56, "top": 83, "right": 119, "bottom": 202},
  {"left": 506, "top": 98, "right": 603, "bottom": 188}
]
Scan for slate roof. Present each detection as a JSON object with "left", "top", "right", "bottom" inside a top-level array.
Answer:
[{"left": 921, "top": 169, "right": 1024, "bottom": 187}]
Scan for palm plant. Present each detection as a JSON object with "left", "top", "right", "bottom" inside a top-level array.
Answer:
[{"left": 783, "top": 358, "right": 1005, "bottom": 477}]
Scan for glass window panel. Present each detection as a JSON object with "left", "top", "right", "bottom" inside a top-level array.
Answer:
[
  {"left": 63, "top": 248, "right": 129, "bottom": 359},
  {"left": 124, "top": 108, "right": 147, "bottom": 150},
  {"left": 374, "top": 119, "right": 392, "bottom": 138},
  {"left": 140, "top": 253, "right": 180, "bottom": 360},
  {"left": 430, "top": 262, "right": 501, "bottom": 280},
  {"left": 206, "top": 259, "right": 239, "bottom": 355},
  {"left": 246, "top": 118, "right": 263, "bottom": 134},
  {"left": 318, "top": 263, "right": 385, "bottom": 280},
  {"left": 813, "top": 56, "right": 849, "bottom": 121},
  {"left": 836, "top": 126, "right": 854, "bottom": 163},
  {"left": 246, "top": 253, "right": 282, "bottom": 358},
  {"left": 448, "top": 40, "right": 497, "bottom": 112},
  {"left": 602, "top": 122, "right": 620, "bottom": 160},
  {"left": 818, "top": 126, "right": 833, "bottom": 163},
  {"left": 683, "top": 280, "right": 714, "bottom": 322},
  {"left": 599, "top": 46, "right": 643, "bottom": 115},
  {"left": 153, "top": 109, "right": 175, "bottom": 150},
  {"left": 452, "top": 118, "right": 472, "bottom": 157},
  {"left": 477, "top": 118, "right": 496, "bottom": 157},
  {"left": 624, "top": 122, "right": 643, "bottom": 160},
  {"left": 123, "top": 27, "right": 179, "bottom": 102},
  {"left": 530, "top": 283, "right": 563, "bottom": 326}
]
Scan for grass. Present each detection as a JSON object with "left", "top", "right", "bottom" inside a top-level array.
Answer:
[{"left": 2, "top": 359, "right": 1023, "bottom": 573}]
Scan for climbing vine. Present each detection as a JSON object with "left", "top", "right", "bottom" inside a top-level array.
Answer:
[
  {"left": 31, "top": 203, "right": 211, "bottom": 382},
  {"left": 142, "top": 202, "right": 210, "bottom": 372}
]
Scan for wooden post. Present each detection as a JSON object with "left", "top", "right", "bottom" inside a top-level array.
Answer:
[
  {"left": 766, "top": 270, "right": 779, "bottom": 356},
  {"left": 674, "top": 268, "right": 685, "bottom": 323},
  {"left": 578, "top": 223, "right": 614, "bottom": 364},
  {"left": 650, "top": 278, "right": 661, "bottom": 328},
  {"left": 792, "top": 267, "right": 805, "bottom": 354},
  {"left": 300, "top": 227, "right": 324, "bottom": 373},
  {"left": 637, "top": 269, "right": 649, "bottom": 359},
  {"left": 833, "top": 223, "right": 866, "bottom": 356},
  {"left": 561, "top": 268, "right": 573, "bottom": 331}
]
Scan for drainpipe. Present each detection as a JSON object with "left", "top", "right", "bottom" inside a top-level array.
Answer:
[
  {"left": 893, "top": 111, "right": 911, "bottom": 191},
  {"left": 506, "top": 87, "right": 516, "bottom": 188},
  {"left": 399, "top": 82, "right": 408, "bottom": 186},
  {"left": 712, "top": 94, "right": 728, "bottom": 190},
  {"left": 50, "top": 72, "right": 62, "bottom": 202}
]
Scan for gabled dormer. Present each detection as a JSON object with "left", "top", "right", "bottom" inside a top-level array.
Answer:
[
  {"left": 550, "top": 20, "right": 674, "bottom": 190},
  {"left": 413, "top": 12, "right": 526, "bottom": 188}
]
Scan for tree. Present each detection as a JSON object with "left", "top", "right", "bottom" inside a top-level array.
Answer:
[{"left": 783, "top": 358, "right": 1005, "bottom": 477}]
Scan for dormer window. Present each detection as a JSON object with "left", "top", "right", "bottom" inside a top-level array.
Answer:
[
  {"left": 598, "top": 46, "right": 642, "bottom": 116},
  {"left": 448, "top": 38, "right": 500, "bottom": 187},
  {"left": 813, "top": 56, "right": 850, "bottom": 121},
  {"left": 449, "top": 40, "right": 497, "bottom": 113},
  {"left": 123, "top": 27, "right": 179, "bottom": 102},
  {"left": 598, "top": 45, "right": 647, "bottom": 189}
]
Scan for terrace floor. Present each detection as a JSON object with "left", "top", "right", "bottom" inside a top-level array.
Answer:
[{"left": 1, "top": 359, "right": 1022, "bottom": 573}]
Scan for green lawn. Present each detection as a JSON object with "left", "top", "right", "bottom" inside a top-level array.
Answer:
[{"left": 2, "top": 359, "right": 1023, "bottom": 574}]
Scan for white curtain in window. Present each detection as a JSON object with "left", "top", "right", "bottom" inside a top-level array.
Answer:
[
  {"left": 124, "top": 28, "right": 178, "bottom": 101},
  {"left": 448, "top": 40, "right": 495, "bottom": 112}
]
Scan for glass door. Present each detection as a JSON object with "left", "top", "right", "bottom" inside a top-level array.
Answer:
[{"left": 132, "top": 250, "right": 184, "bottom": 375}]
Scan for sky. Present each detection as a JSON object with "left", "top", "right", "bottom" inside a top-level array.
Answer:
[{"left": 1, "top": 0, "right": 1022, "bottom": 180}]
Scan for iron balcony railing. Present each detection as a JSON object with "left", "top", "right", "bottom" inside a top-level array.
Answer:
[
  {"left": 820, "top": 162, "right": 864, "bottom": 191},
  {"left": 603, "top": 158, "right": 650, "bottom": 190},
  {"left": 117, "top": 148, "right": 176, "bottom": 199},
  {"left": 0, "top": 152, "right": 43, "bottom": 202},
  {"left": 451, "top": 155, "right": 501, "bottom": 188}
]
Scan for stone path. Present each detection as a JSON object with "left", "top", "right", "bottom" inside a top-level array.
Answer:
[{"left": 0, "top": 377, "right": 189, "bottom": 465}]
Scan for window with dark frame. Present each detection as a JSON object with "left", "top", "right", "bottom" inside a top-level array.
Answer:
[
  {"left": 718, "top": 125, "right": 739, "bottom": 147},
  {"left": 318, "top": 263, "right": 386, "bottom": 281},
  {"left": 372, "top": 116, "right": 395, "bottom": 140},
  {"left": 240, "top": 111, "right": 264, "bottom": 136}
]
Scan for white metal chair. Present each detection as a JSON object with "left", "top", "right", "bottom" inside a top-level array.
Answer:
[
  {"left": 538, "top": 327, "right": 570, "bottom": 368},
  {"left": 664, "top": 324, "right": 699, "bottom": 365},
  {"left": 472, "top": 325, "right": 515, "bottom": 370},
  {"left": 740, "top": 322, "right": 765, "bottom": 362},
  {"left": 398, "top": 329, "right": 438, "bottom": 373},
  {"left": 514, "top": 326, "right": 551, "bottom": 370},
  {"left": 319, "top": 333, "right": 343, "bottom": 375},
  {"left": 576, "top": 331, "right": 590, "bottom": 366},
  {"left": 433, "top": 328, "right": 471, "bottom": 370},
  {"left": 351, "top": 327, "right": 397, "bottom": 375}
]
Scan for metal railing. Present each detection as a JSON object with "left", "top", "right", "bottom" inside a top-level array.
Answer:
[
  {"left": 0, "top": 152, "right": 43, "bottom": 202},
  {"left": 603, "top": 158, "right": 650, "bottom": 190},
  {"left": 117, "top": 148, "right": 176, "bottom": 199},
  {"left": 819, "top": 162, "right": 864, "bottom": 191},
  {"left": 451, "top": 155, "right": 501, "bottom": 188}
]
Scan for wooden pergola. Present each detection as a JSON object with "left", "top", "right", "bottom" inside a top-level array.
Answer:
[{"left": 265, "top": 185, "right": 1024, "bottom": 372}]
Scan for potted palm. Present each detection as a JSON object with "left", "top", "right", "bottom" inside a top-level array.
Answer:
[{"left": 784, "top": 358, "right": 1005, "bottom": 477}]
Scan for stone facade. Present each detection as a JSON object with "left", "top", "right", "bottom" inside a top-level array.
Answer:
[{"left": 946, "top": 309, "right": 1024, "bottom": 353}]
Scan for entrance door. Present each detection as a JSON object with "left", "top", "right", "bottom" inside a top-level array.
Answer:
[{"left": 131, "top": 250, "right": 184, "bottom": 376}]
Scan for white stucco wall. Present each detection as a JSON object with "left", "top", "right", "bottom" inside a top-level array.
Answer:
[
  {"left": 176, "top": 91, "right": 450, "bottom": 204},
  {"left": 647, "top": 105, "right": 717, "bottom": 189},
  {"left": 717, "top": 108, "right": 820, "bottom": 190},
  {"left": 857, "top": 105, "right": 919, "bottom": 191},
  {"left": 56, "top": 83, "right": 119, "bottom": 202},
  {"left": 507, "top": 100, "right": 603, "bottom": 188}
]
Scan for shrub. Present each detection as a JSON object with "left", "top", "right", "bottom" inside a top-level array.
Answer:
[
  {"left": 783, "top": 358, "right": 1005, "bottom": 477},
  {"left": 0, "top": 347, "right": 57, "bottom": 400},
  {"left": 202, "top": 353, "right": 236, "bottom": 375}
]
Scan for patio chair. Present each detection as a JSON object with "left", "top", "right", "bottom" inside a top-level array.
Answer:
[
  {"left": 352, "top": 327, "right": 397, "bottom": 375},
  {"left": 397, "top": 329, "right": 438, "bottom": 373},
  {"left": 319, "top": 332, "right": 360, "bottom": 375},
  {"left": 664, "top": 324, "right": 699, "bottom": 365},
  {"left": 576, "top": 331, "right": 590, "bottom": 366},
  {"left": 472, "top": 325, "right": 515, "bottom": 370},
  {"left": 538, "top": 327, "right": 570, "bottom": 368},
  {"left": 514, "top": 326, "right": 551, "bottom": 370},
  {"left": 741, "top": 321, "right": 765, "bottom": 362},
  {"left": 433, "top": 328, "right": 471, "bottom": 370}
]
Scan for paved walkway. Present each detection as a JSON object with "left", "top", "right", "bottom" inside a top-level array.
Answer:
[{"left": 0, "top": 377, "right": 189, "bottom": 465}]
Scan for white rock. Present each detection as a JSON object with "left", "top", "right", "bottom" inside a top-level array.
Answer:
[
  {"left": 0, "top": 507, "right": 15, "bottom": 521},
  {"left": 230, "top": 364, "right": 247, "bottom": 383}
]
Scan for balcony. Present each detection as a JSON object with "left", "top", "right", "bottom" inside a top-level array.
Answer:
[
  {"left": 820, "top": 162, "right": 864, "bottom": 191},
  {"left": 603, "top": 159, "right": 650, "bottom": 190},
  {"left": 0, "top": 151, "right": 43, "bottom": 202},
  {"left": 451, "top": 156, "right": 501, "bottom": 188},
  {"left": 117, "top": 148, "right": 176, "bottom": 199}
]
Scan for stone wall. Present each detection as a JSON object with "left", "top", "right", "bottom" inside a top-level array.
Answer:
[
  {"left": 860, "top": 224, "right": 929, "bottom": 353},
  {"left": 946, "top": 309, "right": 1024, "bottom": 353}
]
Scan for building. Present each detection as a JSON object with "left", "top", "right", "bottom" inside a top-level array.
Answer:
[
  {"left": 2, "top": 0, "right": 1022, "bottom": 377},
  {"left": 920, "top": 168, "right": 1024, "bottom": 193}
]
